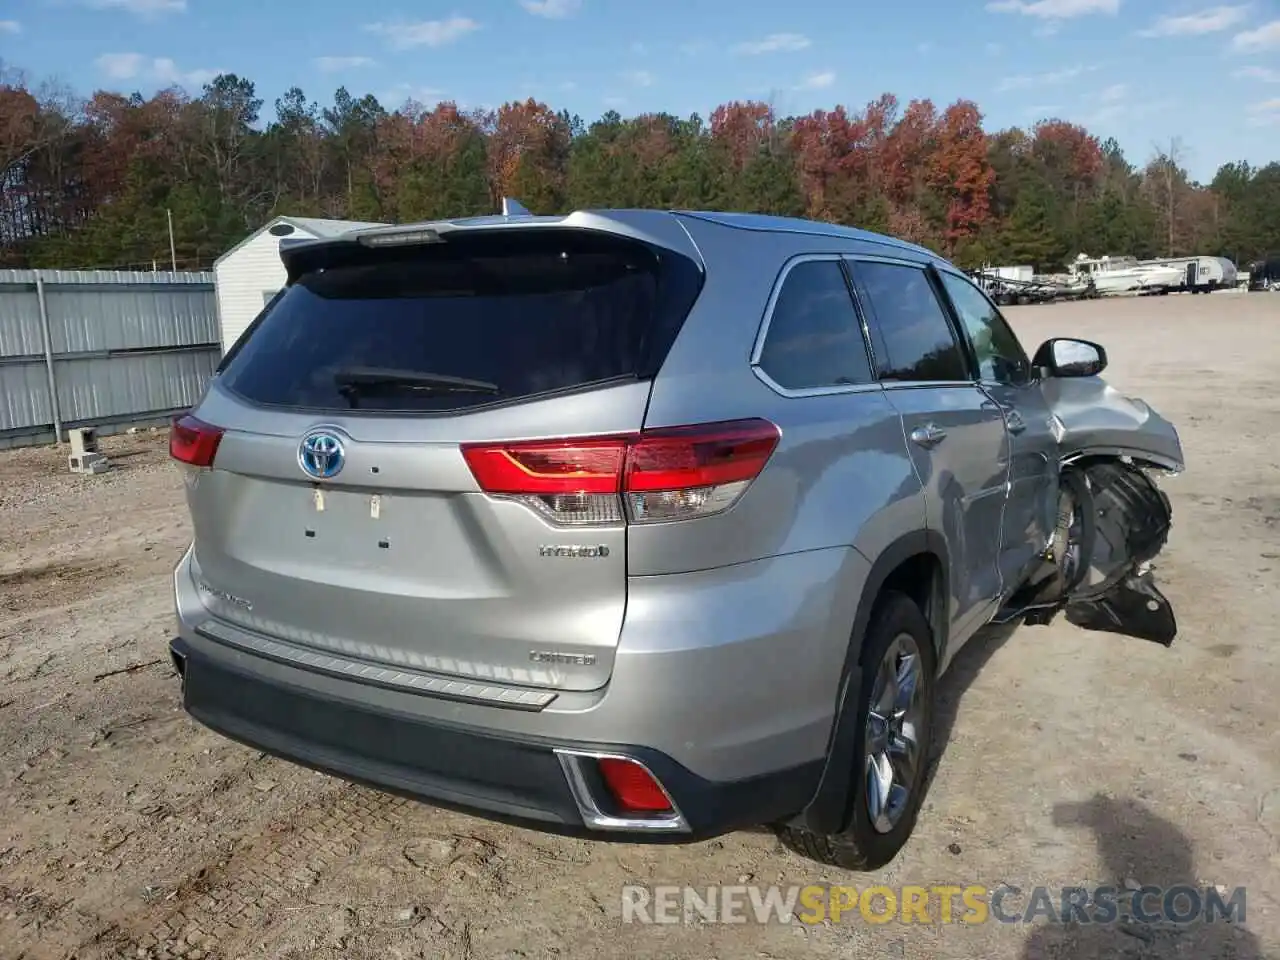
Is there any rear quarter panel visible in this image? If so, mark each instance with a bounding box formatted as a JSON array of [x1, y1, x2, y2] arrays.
[[634, 217, 926, 575]]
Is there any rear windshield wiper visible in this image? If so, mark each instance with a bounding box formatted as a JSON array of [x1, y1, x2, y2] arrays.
[[332, 367, 499, 407]]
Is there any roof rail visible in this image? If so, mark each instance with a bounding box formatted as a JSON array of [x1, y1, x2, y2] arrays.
[[501, 197, 532, 217]]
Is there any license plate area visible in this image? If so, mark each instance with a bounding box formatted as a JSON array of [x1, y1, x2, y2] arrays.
[[302, 485, 396, 556]]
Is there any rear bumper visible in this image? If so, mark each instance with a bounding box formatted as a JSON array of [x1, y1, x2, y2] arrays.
[[171, 635, 822, 840], [171, 538, 872, 838]]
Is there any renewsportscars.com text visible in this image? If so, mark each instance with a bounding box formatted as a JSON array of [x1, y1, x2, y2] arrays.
[[620, 883, 1247, 926]]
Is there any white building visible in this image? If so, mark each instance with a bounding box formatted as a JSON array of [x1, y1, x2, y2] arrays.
[[213, 216, 386, 353]]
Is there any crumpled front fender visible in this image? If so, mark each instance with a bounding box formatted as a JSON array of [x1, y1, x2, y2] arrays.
[[1041, 377, 1185, 472]]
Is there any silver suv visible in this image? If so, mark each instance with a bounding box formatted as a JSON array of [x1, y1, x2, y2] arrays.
[[169, 208, 1183, 870]]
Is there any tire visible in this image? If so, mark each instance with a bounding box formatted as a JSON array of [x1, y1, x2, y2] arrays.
[[1047, 468, 1095, 598], [777, 591, 937, 871]]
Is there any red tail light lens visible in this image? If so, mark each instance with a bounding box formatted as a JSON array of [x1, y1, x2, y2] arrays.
[[460, 437, 627, 495], [596, 757, 674, 814], [623, 420, 780, 491], [169, 414, 224, 467], [624, 420, 780, 523], [461, 419, 779, 525]]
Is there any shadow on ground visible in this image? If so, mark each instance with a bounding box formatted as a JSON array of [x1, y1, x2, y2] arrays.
[[925, 620, 1020, 792], [926, 624, 1269, 957], [1015, 793, 1269, 958]]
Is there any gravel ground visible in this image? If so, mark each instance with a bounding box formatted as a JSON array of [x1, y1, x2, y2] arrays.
[[0, 292, 1277, 960]]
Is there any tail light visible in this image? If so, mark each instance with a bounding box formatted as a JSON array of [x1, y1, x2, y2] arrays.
[[596, 758, 674, 814], [461, 418, 780, 525], [169, 414, 224, 467]]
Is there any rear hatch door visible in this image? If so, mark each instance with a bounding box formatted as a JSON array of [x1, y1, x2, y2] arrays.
[[179, 224, 703, 695]]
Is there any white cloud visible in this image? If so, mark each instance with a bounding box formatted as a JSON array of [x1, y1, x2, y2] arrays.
[[95, 52, 147, 79], [519, 0, 581, 17], [602, 95, 627, 108], [152, 57, 220, 86], [82, 0, 186, 15], [630, 41, 647, 55], [559, 80, 578, 91], [0, 19, 20, 33], [986, 41, 1004, 53], [1139, 5, 1249, 37], [679, 40, 712, 55], [1246, 96, 1280, 123], [314, 56, 376, 73], [1232, 19, 1280, 51], [733, 32, 811, 54], [796, 70, 836, 90], [986, 0, 1118, 19], [1234, 64, 1280, 81], [1100, 82, 1128, 101], [996, 63, 1096, 91], [1088, 104, 1125, 124], [622, 69, 654, 87], [94, 52, 221, 86], [1081, 96, 1172, 127], [381, 83, 446, 107], [365, 16, 480, 50]]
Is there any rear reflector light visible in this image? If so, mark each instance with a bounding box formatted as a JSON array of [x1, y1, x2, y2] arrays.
[[169, 414, 224, 467], [461, 419, 780, 525], [596, 758, 674, 813]]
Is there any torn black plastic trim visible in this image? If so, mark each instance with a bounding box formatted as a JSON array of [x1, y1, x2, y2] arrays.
[[1064, 573, 1176, 646]]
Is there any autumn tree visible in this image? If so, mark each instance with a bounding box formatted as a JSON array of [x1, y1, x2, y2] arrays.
[[0, 64, 1270, 271], [928, 100, 995, 255], [485, 98, 571, 214], [371, 100, 489, 222]]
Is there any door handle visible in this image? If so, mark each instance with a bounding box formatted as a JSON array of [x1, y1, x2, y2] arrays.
[[910, 424, 947, 448], [1005, 409, 1026, 434]]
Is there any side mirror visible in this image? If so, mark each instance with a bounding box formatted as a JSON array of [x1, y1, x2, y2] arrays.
[[1032, 337, 1107, 378]]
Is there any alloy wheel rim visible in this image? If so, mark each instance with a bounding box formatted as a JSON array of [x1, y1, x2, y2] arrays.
[[864, 631, 924, 834]]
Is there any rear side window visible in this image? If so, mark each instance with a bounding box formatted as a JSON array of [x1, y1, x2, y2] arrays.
[[217, 230, 702, 413], [851, 261, 970, 383], [757, 259, 874, 390]]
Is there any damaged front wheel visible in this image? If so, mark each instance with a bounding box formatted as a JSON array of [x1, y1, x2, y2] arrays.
[[997, 460, 1177, 646]]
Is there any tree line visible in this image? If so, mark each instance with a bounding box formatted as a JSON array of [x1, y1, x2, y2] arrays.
[[2, 64, 1278, 273]]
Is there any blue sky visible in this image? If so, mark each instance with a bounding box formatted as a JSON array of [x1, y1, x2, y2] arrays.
[[4, 0, 1280, 182]]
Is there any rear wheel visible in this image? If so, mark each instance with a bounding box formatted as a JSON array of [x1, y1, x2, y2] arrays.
[[777, 591, 937, 871]]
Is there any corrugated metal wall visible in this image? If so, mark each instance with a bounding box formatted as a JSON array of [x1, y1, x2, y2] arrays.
[[0, 270, 219, 450]]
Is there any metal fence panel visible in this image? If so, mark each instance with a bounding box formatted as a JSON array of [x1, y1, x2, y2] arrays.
[[0, 269, 219, 448], [56, 349, 220, 422], [0, 362, 54, 433], [0, 283, 44, 359], [45, 285, 219, 354]]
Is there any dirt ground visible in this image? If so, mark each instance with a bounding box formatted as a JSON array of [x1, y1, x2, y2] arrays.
[[0, 291, 1277, 960]]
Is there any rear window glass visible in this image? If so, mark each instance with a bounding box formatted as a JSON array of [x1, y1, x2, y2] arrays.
[[217, 231, 701, 413]]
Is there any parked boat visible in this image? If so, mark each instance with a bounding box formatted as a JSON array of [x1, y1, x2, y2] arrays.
[[969, 264, 1093, 304], [1063, 254, 1184, 296]]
